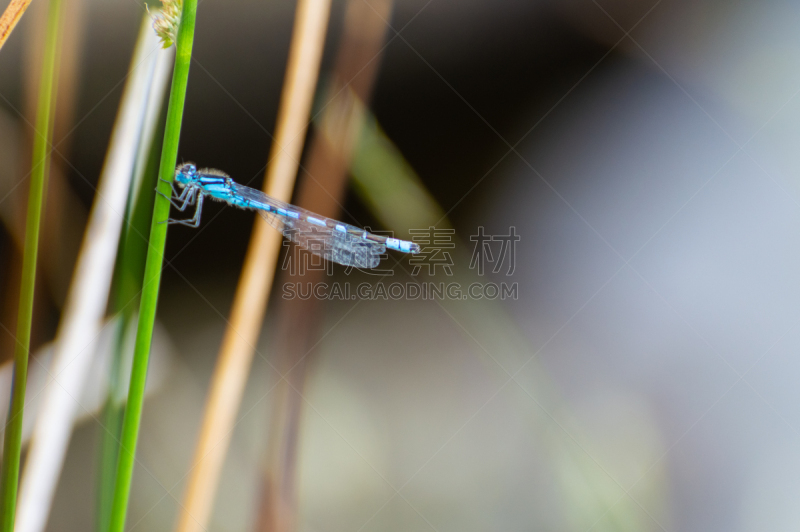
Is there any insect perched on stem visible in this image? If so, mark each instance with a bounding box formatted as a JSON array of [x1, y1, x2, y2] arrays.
[[161, 163, 420, 268]]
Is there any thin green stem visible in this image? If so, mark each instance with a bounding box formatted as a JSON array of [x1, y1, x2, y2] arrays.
[[0, 0, 63, 527], [106, 1, 197, 530]]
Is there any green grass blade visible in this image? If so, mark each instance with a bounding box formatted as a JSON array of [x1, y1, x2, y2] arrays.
[[350, 114, 447, 233], [107, 1, 197, 530], [0, 0, 63, 527]]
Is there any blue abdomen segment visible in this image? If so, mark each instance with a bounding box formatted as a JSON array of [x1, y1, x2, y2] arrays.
[[386, 237, 419, 253]]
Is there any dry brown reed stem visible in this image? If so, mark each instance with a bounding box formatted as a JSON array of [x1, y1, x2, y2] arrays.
[[0, 0, 32, 51], [173, 1, 332, 531], [257, 2, 393, 531]]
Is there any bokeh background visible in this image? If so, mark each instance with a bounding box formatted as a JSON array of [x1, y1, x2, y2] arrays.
[[2, 0, 800, 531]]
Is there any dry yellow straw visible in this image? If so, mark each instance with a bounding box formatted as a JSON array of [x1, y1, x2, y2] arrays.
[[174, 1, 332, 530], [0, 0, 33, 51]]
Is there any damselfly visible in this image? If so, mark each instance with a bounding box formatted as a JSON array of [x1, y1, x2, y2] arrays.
[[162, 163, 420, 268]]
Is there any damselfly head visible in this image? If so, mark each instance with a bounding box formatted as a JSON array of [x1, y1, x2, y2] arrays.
[[175, 162, 197, 186]]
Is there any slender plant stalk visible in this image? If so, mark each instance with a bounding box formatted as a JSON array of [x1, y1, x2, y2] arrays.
[[351, 113, 660, 531], [107, 2, 197, 530], [174, 1, 331, 530], [0, 0, 34, 51], [0, 0, 63, 527], [350, 112, 444, 232]]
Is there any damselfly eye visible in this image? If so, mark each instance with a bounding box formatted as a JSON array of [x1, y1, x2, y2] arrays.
[[177, 162, 195, 175], [175, 163, 197, 182]]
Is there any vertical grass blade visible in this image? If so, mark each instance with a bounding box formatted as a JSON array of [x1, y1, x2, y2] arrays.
[[0, 0, 63, 527], [107, 1, 197, 530], [12, 16, 172, 532]]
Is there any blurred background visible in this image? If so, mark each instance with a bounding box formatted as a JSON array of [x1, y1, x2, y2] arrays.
[[2, 0, 800, 530]]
